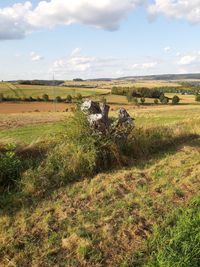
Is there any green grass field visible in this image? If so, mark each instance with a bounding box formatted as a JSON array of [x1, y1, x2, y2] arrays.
[[0, 82, 110, 99]]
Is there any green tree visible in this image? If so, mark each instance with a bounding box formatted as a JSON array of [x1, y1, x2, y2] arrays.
[[76, 93, 83, 101], [66, 94, 72, 103], [172, 95, 180, 105], [42, 94, 49, 102], [0, 93, 4, 102], [55, 96, 62, 102], [154, 99, 159, 105], [195, 94, 200, 102], [126, 90, 133, 102], [140, 97, 145, 104]]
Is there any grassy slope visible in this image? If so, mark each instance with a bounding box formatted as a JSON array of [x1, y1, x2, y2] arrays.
[[0, 135, 199, 266], [0, 106, 200, 266]]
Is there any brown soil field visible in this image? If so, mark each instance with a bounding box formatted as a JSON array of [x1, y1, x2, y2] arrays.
[[0, 102, 73, 114]]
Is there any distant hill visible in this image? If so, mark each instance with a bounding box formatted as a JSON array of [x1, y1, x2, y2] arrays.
[[117, 73, 200, 81]]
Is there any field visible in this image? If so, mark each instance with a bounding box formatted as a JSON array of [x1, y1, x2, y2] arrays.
[[0, 82, 110, 99], [0, 79, 200, 267]]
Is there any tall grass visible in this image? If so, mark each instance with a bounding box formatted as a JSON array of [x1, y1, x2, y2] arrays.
[[143, 195, 200, 267]]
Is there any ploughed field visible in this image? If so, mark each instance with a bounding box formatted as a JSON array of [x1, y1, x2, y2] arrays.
[[0, 80, 200, 267]]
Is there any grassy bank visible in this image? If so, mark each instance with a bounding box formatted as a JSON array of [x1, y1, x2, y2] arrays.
[[0, 108, 200, 266]]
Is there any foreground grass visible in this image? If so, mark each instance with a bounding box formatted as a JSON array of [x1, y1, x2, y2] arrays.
[[143, 194, 200, 267], [0, 114, 200, 266]]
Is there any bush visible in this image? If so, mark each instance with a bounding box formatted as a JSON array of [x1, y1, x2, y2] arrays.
[[0, 145, 22, 187], [126, 90, 133, 102], [76, 93, 83, 101], [160, 96, 169, 104], [195, 94, 200, 102], [154, 99, 159, 105], [42, 94, 49, 102], [0, 93, 4, 102], [55, 96, 62, 102], [66, 94, 72, 103], [172, 95, 180, 105], [140, 97, 145, 104]]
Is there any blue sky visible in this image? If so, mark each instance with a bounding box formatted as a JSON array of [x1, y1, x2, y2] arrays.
[[1, 0, 200, 80]]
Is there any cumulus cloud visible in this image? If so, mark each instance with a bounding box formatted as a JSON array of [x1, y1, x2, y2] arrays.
[[149, 0, 200, 24], [30, 51, 44, 61], [0, 1, 33, 40], [177, 52, 200, 66], [0, 0, 144, 40]]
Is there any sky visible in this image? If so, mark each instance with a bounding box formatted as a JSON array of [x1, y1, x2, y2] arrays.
[[1, 0, 200, 80]]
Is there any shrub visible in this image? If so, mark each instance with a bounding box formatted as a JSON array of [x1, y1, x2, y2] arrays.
[[172, 95, 180, 105], [0, 93, 4, 102], [154, 99, 159, 105], [0, 145, 22, 187], [55, 96, 62, 102], [140, 97, 145, 104], [76, 93, 83, 101], [133, 97, 139, 105], [42, 94, 49, 102], [195, 94, 200, 102], [21, 111, 122, 195], [66, 94, 72, 103], [161, 96, 169, 104]]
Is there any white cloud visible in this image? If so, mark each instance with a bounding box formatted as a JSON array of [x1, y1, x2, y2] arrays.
[[30, 51, 44, 61], [149, 0, 200, 24], [178, 54, 198, 65], [52, 48, 156, 78], [164, 46, 171, 53], [0, 0, 144, 40], [0, 1, 33, 40], [131, 61, 158, 70]]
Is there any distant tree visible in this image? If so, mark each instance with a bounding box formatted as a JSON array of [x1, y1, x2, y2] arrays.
[[66, 95, 72, 103], [76, 93, 83, 101], [154, 99, 159, 105], [140, 97, 145, 104], [42, 94, 49, 102], [133, 97, 139, 105], [159, 93, 165, 103], [73, 78, 83, 82], [29, 96, 35, 102], [172, 95, 180, 105], [161, 97, 169, 105], [0, 93, 4, 102], [55, 96, 62, 102], [37, 96, 42, 102], [195, 94, 200, 102], [126, 90, 133, 102]]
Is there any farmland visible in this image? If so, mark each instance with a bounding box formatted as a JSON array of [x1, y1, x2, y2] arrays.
[[0, 82, 110, 99], [0, 79, 200, 267]]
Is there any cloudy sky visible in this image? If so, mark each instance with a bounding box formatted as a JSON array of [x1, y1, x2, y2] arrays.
[[1, 0, 200, 80]]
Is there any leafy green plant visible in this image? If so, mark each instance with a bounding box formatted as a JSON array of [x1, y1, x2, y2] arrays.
[[0, 144, 22, 187]]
